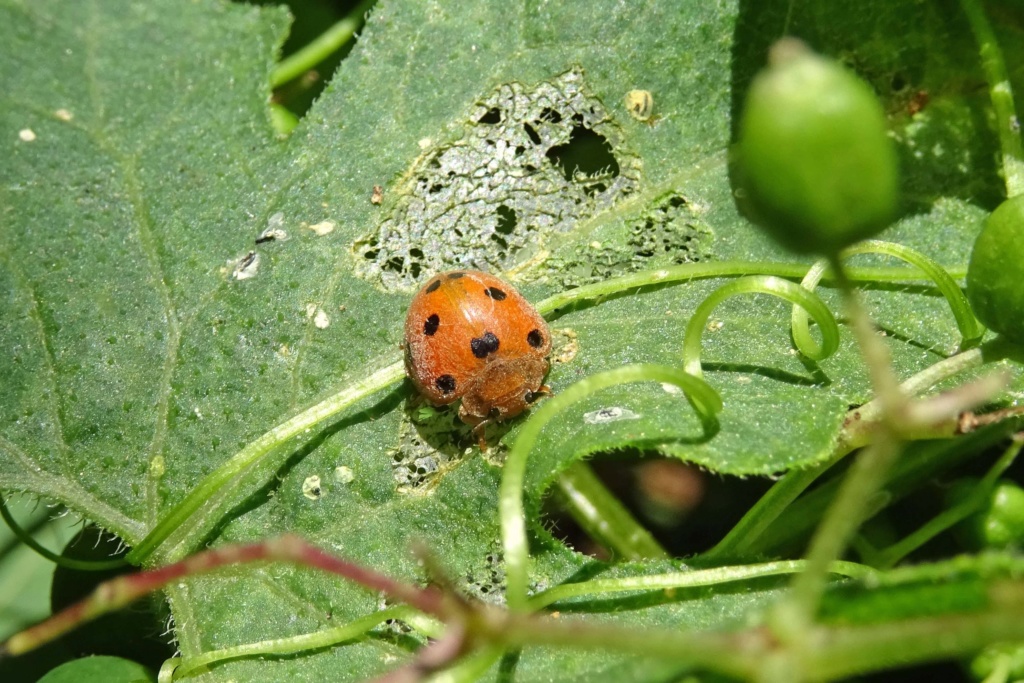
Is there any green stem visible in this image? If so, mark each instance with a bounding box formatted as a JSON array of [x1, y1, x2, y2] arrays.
[[528, 560, 873, 611], [802, 586, 1024, 681], [873, 435, 1023, 568], [701, 460, 841, 563], [743, 417, 1024, 558], [127, 361, 405, 565], [270, 0, 376, 88], [774, 437, 903, 639], [959, 0, 1024, 197], [168, 606, 423, 679], [555, 462, 668, 561], [500, 365, 722, 610], [491, 581, 1024, 682], [980, 652, 1013, 683], [0, 497, 54, 563], [0, 495, 125, 571], [773, 257, 907, 638]]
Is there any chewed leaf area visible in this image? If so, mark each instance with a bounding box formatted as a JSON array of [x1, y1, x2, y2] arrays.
[[390, 403, 475, 490], [543, 193, 715, 288], [460, 547, 508, 605], [353, 68, 640, 292], [391, 402, 522, 490]]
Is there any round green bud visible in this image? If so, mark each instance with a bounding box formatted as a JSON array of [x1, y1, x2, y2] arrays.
[[966, 195, 1024, 342], [736, 39, 899, 255], [970, 642, 1024, 682], [947, 477, 1024, 549]]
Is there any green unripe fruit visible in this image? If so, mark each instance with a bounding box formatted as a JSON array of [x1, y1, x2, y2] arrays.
[[736, 39, 899, 255], [947, 477, 1024, 549], [966, 195, 1024, 342]]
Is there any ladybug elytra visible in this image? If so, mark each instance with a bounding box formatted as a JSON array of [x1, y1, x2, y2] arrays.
[[404, 271, 551, 435]]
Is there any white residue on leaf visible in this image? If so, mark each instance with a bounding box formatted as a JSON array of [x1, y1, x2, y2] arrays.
[[334, 466, 354, 484], [305, 304, 330, 328], [231, 251, 260, 280], [307, 220, 335, 236], [18, 129, 36, 142], [302, 475, 323, 500], [660, 383, 683, 396], [54, 109, 73, 121], [583, 406, 640, 424], [258, 223, 289, 243], [314, 309, 330, 329], [257, 212, 290, 241], [624, 89, 654, 121]]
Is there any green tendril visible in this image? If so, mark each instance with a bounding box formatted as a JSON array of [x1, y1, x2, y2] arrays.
[[794, 241, 985, 351], [132, 260, 954, 566], [0, 494, 126, 572], [533, 260, 953, 317], [500, 365, 722, 610], [527, 560, 874, 611], [683, 275, 839, 377], [128, 361, 406, 565], [959, 0, 1024, 197], [162, 606, 425, 681]]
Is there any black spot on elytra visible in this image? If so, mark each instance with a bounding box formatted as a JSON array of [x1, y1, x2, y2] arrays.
[[448, 272, 465, 279], [425, 279, 441, 293], [471, 331, 500, 359], [424, 314, 440, 336], [527, 329, 543, 348], [436, 374, 456, 394], [484, 287, 507, 301]]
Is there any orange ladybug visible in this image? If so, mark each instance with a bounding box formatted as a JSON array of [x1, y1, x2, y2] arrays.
[[404, 271, 551, 435]]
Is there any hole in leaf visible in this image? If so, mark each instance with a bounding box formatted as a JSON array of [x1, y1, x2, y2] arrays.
[[256, 0, 380, 122], [539, 107, 563, 123], [523, 122, 542, 145], [495, 205, 517, 235], [541, 453, 772, 559], [477, 107, 502, 124], [545, 125, 620, 185]]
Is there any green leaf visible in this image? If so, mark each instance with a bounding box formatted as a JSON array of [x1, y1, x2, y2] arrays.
[[1, 0, 1022, 680], [37, 655, 154, 683]]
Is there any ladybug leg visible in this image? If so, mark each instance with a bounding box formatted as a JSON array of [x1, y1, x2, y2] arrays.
[[458, 401, 493, 451], [471, 420, 492, 451], [525, 385, 552, 404]]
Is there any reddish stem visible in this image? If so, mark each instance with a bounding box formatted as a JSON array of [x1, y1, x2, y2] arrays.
[[2, 535, 448, 657]]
